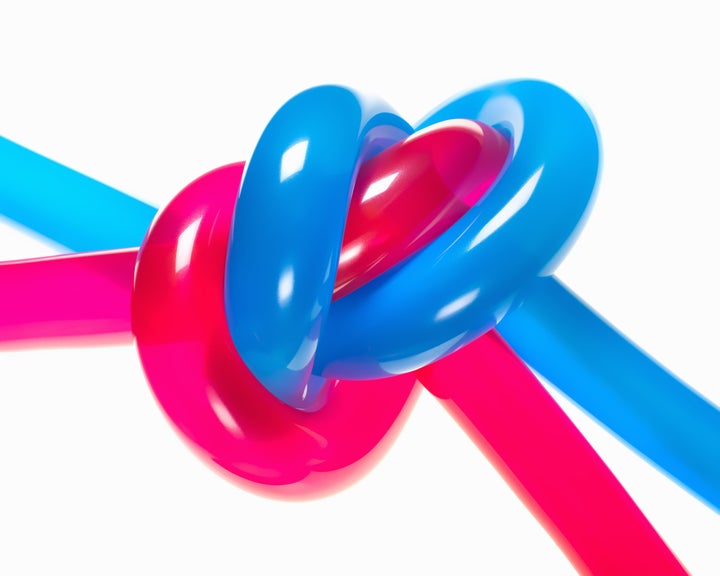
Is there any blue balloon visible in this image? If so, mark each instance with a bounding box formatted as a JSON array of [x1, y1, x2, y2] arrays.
[[224, 85, 411, 410], [316, 80, 599, 379]]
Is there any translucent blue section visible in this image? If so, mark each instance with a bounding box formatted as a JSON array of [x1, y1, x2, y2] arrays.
[[498, 276, 720, 511], [0, 136, 156, 251]]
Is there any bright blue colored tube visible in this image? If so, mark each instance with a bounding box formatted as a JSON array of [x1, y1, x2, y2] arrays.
[[0, 136, 155, 251], [224, 86, 411, 409], [497, 276, 720, 511]]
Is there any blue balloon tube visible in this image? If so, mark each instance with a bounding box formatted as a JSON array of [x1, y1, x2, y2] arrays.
[[0, 136, 156, 251], [497, 276, 720, 511]]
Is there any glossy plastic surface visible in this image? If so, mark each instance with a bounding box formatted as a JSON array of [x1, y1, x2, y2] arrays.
[[133, 163, 419, 498]]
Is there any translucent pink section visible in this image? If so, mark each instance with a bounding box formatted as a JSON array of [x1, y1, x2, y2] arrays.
[[335, 120, 509, 299], [417, 331, 687, 576], [0, 249, 136, 348]]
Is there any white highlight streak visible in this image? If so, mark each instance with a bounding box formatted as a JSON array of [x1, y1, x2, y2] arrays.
[[278, 267, 294, 307], [468, 167, 543, 250], [174, 217, 202, 274], [434, 289, 480, 322], [280, 140, 309, 182], [361, 171, 398, 203]]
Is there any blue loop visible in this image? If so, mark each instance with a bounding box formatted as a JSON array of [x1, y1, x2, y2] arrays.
[[315, 80, 600, 379], [224, 86, 411, 410]]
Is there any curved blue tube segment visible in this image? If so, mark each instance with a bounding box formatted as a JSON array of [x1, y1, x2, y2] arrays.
[[224, 86, 412, 410], [498, 275, 720, 511], [317, 80, 599, 379], [0, 136, 156, 252]]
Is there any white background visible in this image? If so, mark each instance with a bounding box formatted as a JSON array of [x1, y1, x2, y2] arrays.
[[0, 1, 718, 574]]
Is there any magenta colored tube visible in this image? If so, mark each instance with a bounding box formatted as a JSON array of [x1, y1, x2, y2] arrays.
[[417, 331, 688, 576], [0, 249, 136, 348]]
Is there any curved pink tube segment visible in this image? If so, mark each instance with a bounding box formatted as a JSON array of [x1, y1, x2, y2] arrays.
[[132, 163, 421, 499], [0, 249, 136, 348]]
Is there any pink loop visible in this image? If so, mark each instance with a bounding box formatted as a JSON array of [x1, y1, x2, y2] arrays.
[[133, 163, 419, 499]]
